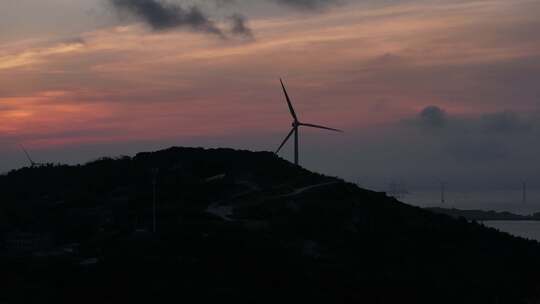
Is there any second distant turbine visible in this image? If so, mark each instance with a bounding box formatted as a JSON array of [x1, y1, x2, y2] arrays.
[[275, 79, 343, 166]]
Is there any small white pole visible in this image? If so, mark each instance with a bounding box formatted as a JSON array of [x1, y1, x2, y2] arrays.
[[441, 182, 445, 204]]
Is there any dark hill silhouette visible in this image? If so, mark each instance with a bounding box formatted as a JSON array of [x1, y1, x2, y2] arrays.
[[1, 147, 539, 303]]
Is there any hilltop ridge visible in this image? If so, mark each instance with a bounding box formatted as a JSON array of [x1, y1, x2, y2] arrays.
[[1, 147, 540, 303]]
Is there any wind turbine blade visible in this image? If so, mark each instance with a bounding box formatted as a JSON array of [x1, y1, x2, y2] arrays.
[[19, 144, 35, 166], [276, 128, 295, 154], [300, 123, 343, 132], [280, 78, 298, 121]]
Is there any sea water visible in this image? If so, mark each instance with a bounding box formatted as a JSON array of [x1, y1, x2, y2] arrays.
[[401, 189, 540, 215], [399, 190, 540, 241], [482, 221, 540, 242]]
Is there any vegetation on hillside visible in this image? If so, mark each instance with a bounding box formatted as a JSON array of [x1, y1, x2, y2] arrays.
[[1, 147, 539, 303]]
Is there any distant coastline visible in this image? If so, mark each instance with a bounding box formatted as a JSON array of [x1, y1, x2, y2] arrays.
[[426, 207, 540, 221]]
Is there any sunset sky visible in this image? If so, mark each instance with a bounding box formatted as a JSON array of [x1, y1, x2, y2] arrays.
[[1, 0, 539, 190]]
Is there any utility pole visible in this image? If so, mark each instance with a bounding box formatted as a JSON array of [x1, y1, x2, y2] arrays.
[[440, 181, 446, 204]]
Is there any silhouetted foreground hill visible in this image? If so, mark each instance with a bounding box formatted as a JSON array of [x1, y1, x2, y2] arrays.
[[1, 147, 540, 303]]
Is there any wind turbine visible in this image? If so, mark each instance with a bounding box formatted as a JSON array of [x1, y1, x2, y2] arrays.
[[275, 78, 342, 166], [19, 145, 41, 167]]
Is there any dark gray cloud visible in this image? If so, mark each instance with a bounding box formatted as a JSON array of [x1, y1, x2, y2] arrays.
[[228, 13, 254, 39], [406, 107, 539, 164], [324, 107, 540, 190], [109, 0, 224, 36], [418, 106, 447, 128], [213, 0, 237, 7], [272, 0, 342, 10], [411, 107, 534, 135], [109, 0, 260, 39], [107, 0, 345, 38], [445, 136, 510, 163], [481, 111, 532, 133]]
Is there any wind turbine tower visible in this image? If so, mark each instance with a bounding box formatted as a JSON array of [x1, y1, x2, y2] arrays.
[[275, 79, 343, 166]]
